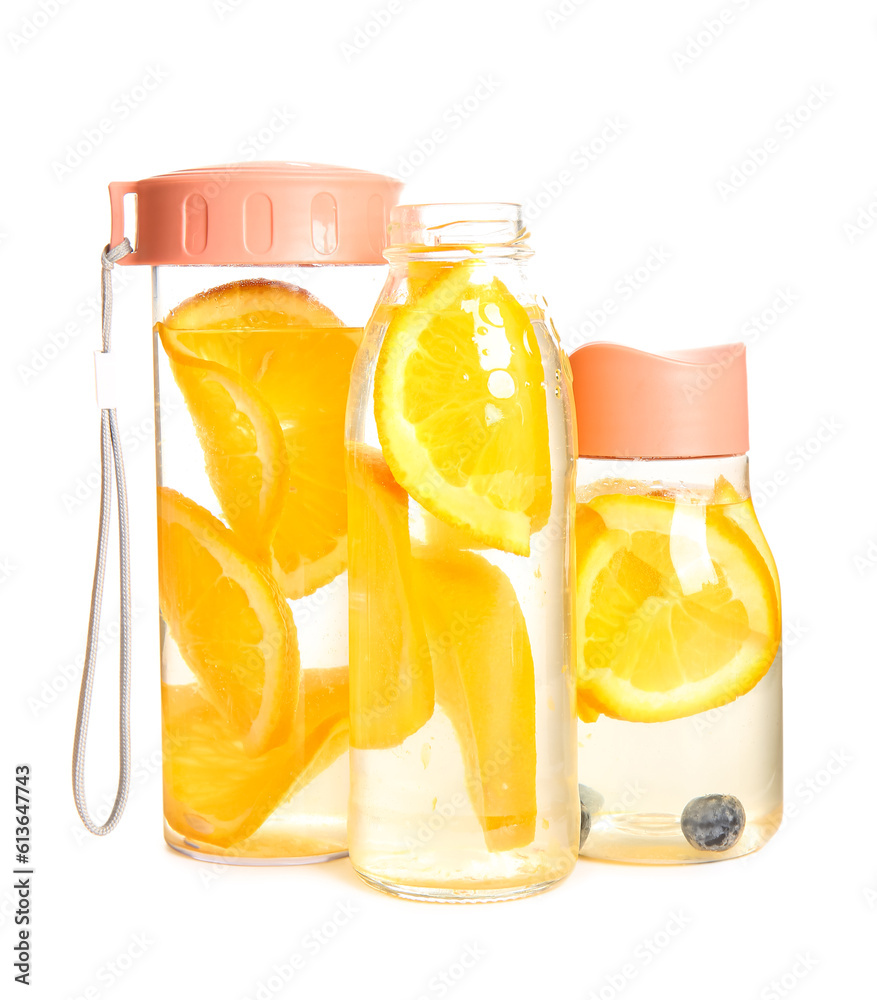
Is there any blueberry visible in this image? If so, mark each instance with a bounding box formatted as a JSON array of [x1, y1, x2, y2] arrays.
[[579, 784, 602, 850], [681, 794, 745, 852]]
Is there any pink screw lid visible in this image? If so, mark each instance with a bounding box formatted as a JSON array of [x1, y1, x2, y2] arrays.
[[569, 341, 749, 459], [109, 162, 402, 266]]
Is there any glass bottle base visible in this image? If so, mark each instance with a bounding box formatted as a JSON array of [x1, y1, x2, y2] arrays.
[[352, 866, 572, 903], [579, 805, 782, 864], [163, 822, 348, 866]]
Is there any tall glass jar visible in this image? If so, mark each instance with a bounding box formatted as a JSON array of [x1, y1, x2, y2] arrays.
[[569, 342, 782, 863], [110, 163, 401, 863], [346, 204, 579, 901]]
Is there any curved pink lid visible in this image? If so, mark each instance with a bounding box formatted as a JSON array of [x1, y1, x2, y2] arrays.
[[109, 162, 402, 266], [569, 342, 749, 459]]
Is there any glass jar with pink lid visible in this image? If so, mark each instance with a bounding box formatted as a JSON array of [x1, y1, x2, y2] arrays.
[[569, 342, 782, 863], [73, 162, 401, 864]]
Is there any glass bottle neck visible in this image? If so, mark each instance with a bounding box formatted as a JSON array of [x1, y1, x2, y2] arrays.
[[576, 454, 750, 504], [384, 203, 532, 263]]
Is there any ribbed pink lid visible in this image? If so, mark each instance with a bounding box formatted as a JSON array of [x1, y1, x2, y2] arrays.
[[569, 342, 749, 459], [109, 162, 402, 266]]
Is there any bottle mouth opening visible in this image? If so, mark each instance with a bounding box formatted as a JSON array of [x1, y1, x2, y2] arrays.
[[387, 203, 528, 250]]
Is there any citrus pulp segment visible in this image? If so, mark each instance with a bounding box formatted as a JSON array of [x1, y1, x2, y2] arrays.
[[157, 487, 299, 756], [347, 449, 435, 749], [158, 278, 360, 599], [373, 263, 551, 557], [162, 668, 348, 850], [160, 278, 342, 359], [286, 666, 350, 801], [713, 475, 781, 603], [414, 549, 537, 852], [576, 493, 780, 723], [156, 339, 288, 561]]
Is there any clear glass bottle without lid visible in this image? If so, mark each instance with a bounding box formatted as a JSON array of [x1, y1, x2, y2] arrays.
[[346, 203, 580, 900]]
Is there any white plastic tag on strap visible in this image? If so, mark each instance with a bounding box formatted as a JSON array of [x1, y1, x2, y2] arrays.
[[93, 350, 118, 410]]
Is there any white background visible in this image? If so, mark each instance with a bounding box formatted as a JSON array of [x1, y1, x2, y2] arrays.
[[2, 0, 875, 997]]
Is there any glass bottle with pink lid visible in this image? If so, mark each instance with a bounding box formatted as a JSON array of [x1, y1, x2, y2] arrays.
[[569, 342, 782, 863], [73, 163, 401, 863]]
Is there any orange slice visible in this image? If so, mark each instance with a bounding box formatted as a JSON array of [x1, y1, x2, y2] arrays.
[[157, 346, 288, 561], [414, 550, 537, 852], [574, 503, 607, 724], [158, 487, 299, 755], [161, 278, 342, 354], [162, 667, 348, 849], [714, 475, 781, 602], [373, 263, 551, 557], [159, 279, 360, 600], [575, 500, 606, 553], [256, 324, 361, 600], [347, 449, 435, 749], [576, 493, 780, 723], [286, 666, 350, 797], [405, 259, 455, 298], [576, 688, 602, 724]]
